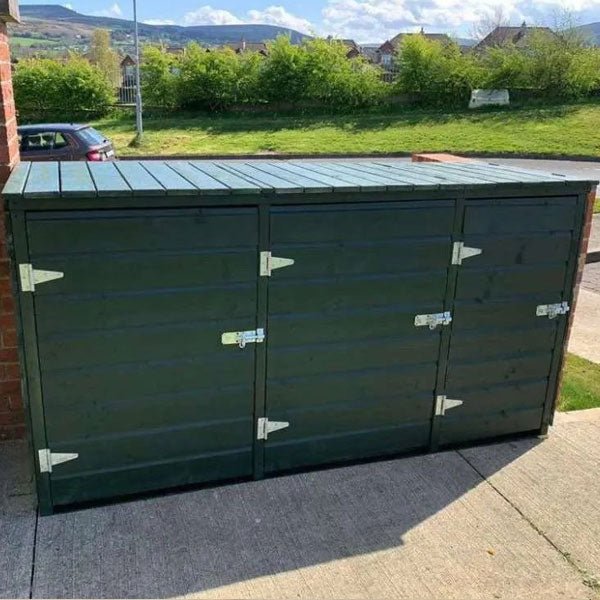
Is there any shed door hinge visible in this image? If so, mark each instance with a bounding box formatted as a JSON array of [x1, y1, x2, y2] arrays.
[[19, 264, 64, 292], [260, 251, 295, 277], [38, 448, 78, 473], [221, 328, 265, 348], [536, 302, 570, 320], [452, 242, 482, 265], [435, 395, 464, 417], [414, 311, 452, 330], [257, 417, 290, 440]]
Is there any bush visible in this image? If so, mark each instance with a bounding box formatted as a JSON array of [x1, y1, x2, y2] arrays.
[[302, 38, 386, 107], [14, 56, 114, 120], [141, 45, 179, 109], [258, 36, 308, 103], [177, 43, 248, 110], [395, 35, 478, 106]]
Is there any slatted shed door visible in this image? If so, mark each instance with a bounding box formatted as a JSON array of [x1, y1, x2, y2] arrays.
[[27, 208, 260, 505], [440, 195, 581, 445], [263, 200, 455, 472]]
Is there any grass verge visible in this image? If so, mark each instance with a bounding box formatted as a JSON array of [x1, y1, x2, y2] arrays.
[[94, 101, 600, 158], [558, 353, 600, 411]]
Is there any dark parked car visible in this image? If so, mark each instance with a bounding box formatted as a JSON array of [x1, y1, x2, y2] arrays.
[[18, 124, 116, 162]]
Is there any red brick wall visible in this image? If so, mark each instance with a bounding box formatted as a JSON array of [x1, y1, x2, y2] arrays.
[[0, 20, 23, 440]]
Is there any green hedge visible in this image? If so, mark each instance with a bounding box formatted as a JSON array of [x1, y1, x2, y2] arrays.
[[14, 57, 114, 121]]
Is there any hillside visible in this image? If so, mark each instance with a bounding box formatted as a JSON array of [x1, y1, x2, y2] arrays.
[[9, 3, 310, 53], [576, 22, 600, 45]]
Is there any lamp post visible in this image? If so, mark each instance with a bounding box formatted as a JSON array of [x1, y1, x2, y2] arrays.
[[133, 0, 143, 142]]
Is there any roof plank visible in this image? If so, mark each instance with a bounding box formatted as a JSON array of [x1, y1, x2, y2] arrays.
[[139, 161, 197, 195], [2, 162, 31, 197], [60, 162, 97, 197], [289, 162, 386, 191], [189, 162, 261, 194], [114, 161, 165, 196], [24, 162, 60, 198], [88, 162, 132, 197], [271, 162, 359, 192], [247, 161, 332, 193], [168, 161, 232, 194]]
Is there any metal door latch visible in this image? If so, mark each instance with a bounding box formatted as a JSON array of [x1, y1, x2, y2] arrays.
[[38, 449, 78, 473], [414, 311, 452, 330], [19, 264, 64, 292], [536, 302, 570, 319], [435, 395, 463, 416], [257, 417, 289, 440], [221, 328, 265, 348], [260, 251, 295, 277], [452, 242, 482, 265]]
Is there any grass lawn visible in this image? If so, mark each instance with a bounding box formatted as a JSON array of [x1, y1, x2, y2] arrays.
[[558, 353, 600, 411], [94, 101, 600, 158], [10, 36, 58, 47], [595, 198, 600, 214]]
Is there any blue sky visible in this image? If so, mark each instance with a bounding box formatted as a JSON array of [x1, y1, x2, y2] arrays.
[[24, 0, 600, 41]]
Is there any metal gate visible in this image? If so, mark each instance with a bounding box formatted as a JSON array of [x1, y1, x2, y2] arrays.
[[26, 208, 259, 506], [262, 202, 456, 473]]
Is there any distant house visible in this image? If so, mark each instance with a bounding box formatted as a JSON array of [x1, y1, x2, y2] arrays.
[[225, 39, 268, 56], [473, 23, 557, 52], [120, 54, 136, 87], [375, 28, 452, 69]]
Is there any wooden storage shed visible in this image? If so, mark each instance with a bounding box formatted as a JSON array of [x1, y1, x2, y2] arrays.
[[3, 159, 596, 515]]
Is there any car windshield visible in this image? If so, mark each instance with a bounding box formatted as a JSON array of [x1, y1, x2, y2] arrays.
[[77, 127, 107, 146]]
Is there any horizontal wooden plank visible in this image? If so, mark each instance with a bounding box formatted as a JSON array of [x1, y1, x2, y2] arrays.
[[31, 250, 256, 295], [43, 350, 255, 405], [455, 264, 568, 300], [35, 287, 257, 335], [45, 383, 253, 439], [268, 363, 438, 409], [271, 204, 455, 243], [168, 161, 233, 194], [440, 407, 544, 446], [59, 163, 97, 197], [268, 305, 443, 346], [27, 209, 258, 256], [268, 336, 441, 379], [446, 352, 553, 389], [463, 202, 577, 234], [265, 422, 430, 473], [270, 239, 452, 280], [39, 316, 259, 370], [270, 270, 448, 314], [52, 448, 253, 506]]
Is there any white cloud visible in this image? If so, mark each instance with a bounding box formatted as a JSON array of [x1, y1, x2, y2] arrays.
[[94, 2, 123, 18], [63, 3, 73, 9], [183, 6, 243, 26], [182, 4, 313, 32], [143, 18, 177, 25], [320, 0, 600, 41], [247, 6, 314, 32]]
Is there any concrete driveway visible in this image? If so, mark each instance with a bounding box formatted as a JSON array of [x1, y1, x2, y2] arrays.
[[2, 410, 600, 599]]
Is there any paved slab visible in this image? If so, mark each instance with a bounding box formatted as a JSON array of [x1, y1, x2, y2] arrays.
[[26, 448, 594, 599], [589, 215, 600, 255], [569, 288, 600, 364], [461, 411, 600, 592], [4, 418, 600, 599], [0, 441, 36, 599]]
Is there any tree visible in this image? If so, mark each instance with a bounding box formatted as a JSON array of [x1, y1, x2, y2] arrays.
[[471, 6, 510, 41], [88, 29, 121, 87]]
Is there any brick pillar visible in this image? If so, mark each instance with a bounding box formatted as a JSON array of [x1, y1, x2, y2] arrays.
[[0, 12, 23, 440]]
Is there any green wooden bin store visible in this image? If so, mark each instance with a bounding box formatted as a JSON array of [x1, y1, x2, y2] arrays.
[[3, 159, 596, 515]]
